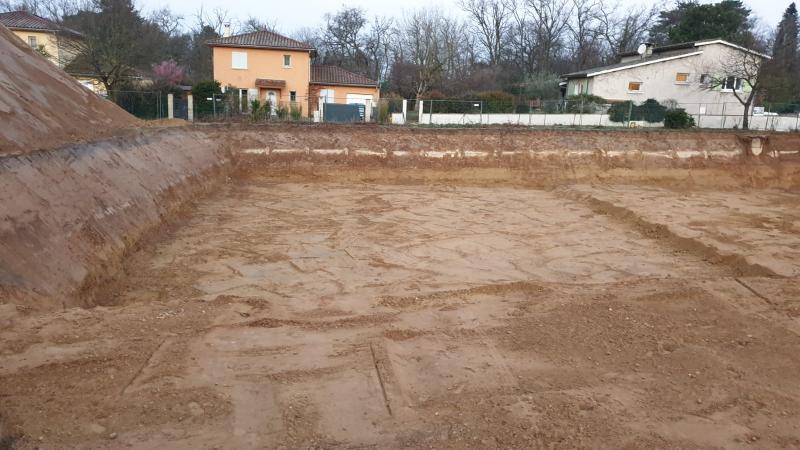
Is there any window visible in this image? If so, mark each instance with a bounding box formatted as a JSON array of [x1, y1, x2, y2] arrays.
[[27, 35, 37, 48], [627, 81, 642, 92], [290, 91, 297, 102], [320, 89, 335, 103], [675, 73, 689, 83], [722, 76, 743, 91], [700, 74, 711, 85], [283, 54, 291, 67], [231, 51, 248, 70]]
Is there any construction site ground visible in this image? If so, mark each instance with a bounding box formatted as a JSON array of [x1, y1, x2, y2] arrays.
[[2, 172, 800, 450]]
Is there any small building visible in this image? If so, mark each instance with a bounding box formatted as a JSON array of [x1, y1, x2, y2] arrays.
[[561, 39, 770, 115], [207, 29, 380, 118], [0, 10, 105, 94]]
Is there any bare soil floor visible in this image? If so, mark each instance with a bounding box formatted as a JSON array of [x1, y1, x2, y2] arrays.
[[2, 177, 800, 449]]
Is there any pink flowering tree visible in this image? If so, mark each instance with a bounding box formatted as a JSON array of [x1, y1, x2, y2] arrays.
[[151, 60, 185, 86]]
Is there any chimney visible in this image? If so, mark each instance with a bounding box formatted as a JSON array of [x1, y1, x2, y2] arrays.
[[223, 23, 231, 37]]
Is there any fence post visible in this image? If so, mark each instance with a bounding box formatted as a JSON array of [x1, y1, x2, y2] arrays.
[[167, 93, 174, 119], [402, 99, 408, 122], [365, 99, 372, 122], [480, 101, 483, 125], [419, 100, 424, 124], [187, 94, 194, 122], [626, 101, 633, 126], [579, 98, 584, 126], [721, 102, 726, 129]]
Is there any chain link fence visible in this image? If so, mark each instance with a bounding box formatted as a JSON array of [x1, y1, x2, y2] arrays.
[[110, 91, 167, 120]]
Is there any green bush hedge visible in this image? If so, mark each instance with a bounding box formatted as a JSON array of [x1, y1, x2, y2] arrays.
[[664, 109, 696, 128], [564, 94, 607, 113], [608, 98, 667, 123]]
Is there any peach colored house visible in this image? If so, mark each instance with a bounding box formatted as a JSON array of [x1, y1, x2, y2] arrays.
[[208, 30, 380, 117]]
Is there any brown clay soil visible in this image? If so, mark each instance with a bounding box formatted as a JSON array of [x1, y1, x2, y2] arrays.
[[2, 170, 800, 449], [0, 25, 140, 156]]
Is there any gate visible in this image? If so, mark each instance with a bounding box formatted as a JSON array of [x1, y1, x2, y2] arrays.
[[174, 94, 189, 120], [323, 103, 362, 123]]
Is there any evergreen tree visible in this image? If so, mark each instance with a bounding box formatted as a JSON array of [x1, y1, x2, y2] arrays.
[[763, 3, 799, 103], [650, 1, 757, 47]]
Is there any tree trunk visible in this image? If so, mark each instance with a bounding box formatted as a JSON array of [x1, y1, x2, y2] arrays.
[[742, 103, 750, 130]]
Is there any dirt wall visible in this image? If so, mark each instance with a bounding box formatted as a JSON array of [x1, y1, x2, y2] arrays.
[[209, 123, 800, 157], [0, 128, 228, 310], [0, 25, 140, 156]]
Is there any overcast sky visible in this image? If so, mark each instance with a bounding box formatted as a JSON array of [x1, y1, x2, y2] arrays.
[[137, 0, 789, 35]]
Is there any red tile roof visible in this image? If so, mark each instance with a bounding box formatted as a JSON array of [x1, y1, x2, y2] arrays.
[[207, 30, 314, 51], [310, 65, 378, 87], [0, 11, 81, 37]]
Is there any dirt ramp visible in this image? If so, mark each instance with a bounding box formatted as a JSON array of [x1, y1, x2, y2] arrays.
[[0, 129, 228, 310], [0, 24, 140, 156]]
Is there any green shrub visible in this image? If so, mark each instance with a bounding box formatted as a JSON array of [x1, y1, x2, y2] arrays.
[[639, 98, 667, 123], [608, 99, 667, 123], [191, 80, 222, 98], [289, 103, 303, 120], [608, 101, 634, 122], [565, 94, 607, 113], [664, 109, 696, 128], [478, 91, 515, 113], [378, 102, 390, 123], [250, 99, 262, 120], [276, 103, 289, 120]]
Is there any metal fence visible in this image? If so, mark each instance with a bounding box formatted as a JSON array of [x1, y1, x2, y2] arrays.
[[406, 98, 800, 131], [118, 88, 799, 131], [110, 90, 167, 120]]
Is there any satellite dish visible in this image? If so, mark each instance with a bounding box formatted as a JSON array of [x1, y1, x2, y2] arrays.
[[637, 43, 647, 55]]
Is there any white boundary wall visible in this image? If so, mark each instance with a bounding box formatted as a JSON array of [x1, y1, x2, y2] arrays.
[[416, 113, 800, 131]]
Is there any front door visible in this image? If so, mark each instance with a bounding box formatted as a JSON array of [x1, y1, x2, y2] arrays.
[[268, 91, 277, 115]]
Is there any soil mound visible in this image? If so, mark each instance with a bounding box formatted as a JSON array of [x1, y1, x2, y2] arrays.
[[0, 24, 140, 156]]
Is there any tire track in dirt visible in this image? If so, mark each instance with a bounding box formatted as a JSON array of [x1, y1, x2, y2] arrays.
[[559, 187, 780, 279]]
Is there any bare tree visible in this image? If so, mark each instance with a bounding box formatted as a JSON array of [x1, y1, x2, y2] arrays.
[[459, 0, 510, 65], [148, 7, 182, 36], [397, 9, 445, 103], [567, 0, 603, 70], [701, 50, 767, 129], [363, 16, 394, 81], [241, 16, 277, 33], [192, 6, 236, 35], [597, 2, 660, 60], [323, 7, 368, 71], [526, 0, 573, 74]]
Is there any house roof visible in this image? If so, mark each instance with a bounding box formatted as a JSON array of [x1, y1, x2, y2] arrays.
[[310, 65, 378, 87], [562, 49, 703, 79], [563, 39, 771, 80], [207, 30, 314, 51], [0, 10, 82, 37], [617, 39, 770, 59]]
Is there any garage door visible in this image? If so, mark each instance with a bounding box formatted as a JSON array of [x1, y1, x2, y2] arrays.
[[345, 94, 373, 106]]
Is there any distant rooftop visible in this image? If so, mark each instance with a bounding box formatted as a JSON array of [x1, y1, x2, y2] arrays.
[[311, 65, 378, 87], [207, 30, 314, 51], [0, 11, 82, 37]]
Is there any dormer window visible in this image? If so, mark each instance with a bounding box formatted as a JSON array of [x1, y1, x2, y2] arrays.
[[27, 35, 37, 48], [283, 55, 291, 68]]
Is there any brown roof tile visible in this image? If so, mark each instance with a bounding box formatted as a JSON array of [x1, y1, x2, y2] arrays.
[[0, 11, 82, 37], [207, 30, 314, 51], [255, 79, 286, 88], [310, 65, 377, 87]]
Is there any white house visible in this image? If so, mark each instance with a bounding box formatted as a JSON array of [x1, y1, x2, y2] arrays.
[[561, 39, 770, 116]]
